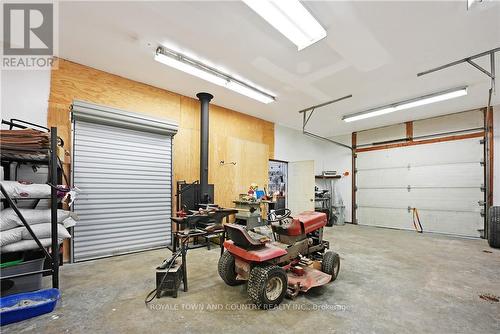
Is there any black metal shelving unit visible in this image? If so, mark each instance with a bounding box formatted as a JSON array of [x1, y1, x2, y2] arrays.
[[0, 124, 61, 289]]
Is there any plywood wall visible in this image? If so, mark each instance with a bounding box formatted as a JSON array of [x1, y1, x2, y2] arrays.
[[48, 58, 274, 209]]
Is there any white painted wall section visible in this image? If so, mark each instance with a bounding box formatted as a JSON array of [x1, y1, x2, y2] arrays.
[[1, 70, 50, 127], [274, 124, 353, 222]]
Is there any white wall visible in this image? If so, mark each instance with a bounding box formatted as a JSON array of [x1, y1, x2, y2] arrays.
[[494, 106, 500, 206], [0, 70, 51, 187], [1, 70, 50, 127], [274, 124, 353, 222]]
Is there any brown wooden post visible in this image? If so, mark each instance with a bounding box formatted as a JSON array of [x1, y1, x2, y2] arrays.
[[488, 107, 494, 207], [406, 121, 414, 141], [352, 132, 357, 224]]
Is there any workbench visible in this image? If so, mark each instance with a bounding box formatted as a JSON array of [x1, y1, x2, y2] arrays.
[[170, 208, 237, 253]]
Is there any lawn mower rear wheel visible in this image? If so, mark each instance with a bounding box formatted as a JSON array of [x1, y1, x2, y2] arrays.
[[218, 251, 244, 286], [248, 265, 287, 309]]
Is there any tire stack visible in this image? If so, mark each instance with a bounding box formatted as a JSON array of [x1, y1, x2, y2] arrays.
[[488, 206, 500, 248]]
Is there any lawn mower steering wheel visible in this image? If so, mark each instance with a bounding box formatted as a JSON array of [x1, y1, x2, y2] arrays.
[[267, 208, 292, 223]]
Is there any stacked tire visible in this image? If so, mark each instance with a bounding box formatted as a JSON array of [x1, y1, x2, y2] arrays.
[[489, 206, 500, 248]]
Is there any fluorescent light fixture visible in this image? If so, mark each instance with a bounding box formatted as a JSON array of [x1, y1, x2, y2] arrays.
[[467, 0, 482, 10], [242, 0, 326, 51], [154, 51, 227, 86], [226, 81, 275, 104], [342, 87, 468, 123], [155, 47, 275, 104]]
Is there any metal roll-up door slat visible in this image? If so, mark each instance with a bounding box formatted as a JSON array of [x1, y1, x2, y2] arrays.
[[75, 126, 172, 144], [74, 151, 171, 164], [74, 169, 170, 177], [74, 214, 172, 225], [74, 227, 170, 242], [75, 220, 171, 231], [74, 233, 170, 249], [74, 138, 168, 155], [74, 162, 170, 172], [75, 239, 169, 261], [74, 201, 170, 209]]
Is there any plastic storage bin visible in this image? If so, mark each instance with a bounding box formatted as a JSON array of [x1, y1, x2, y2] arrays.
[[0, 257, 45, 297], [0, 288, 60, 326]]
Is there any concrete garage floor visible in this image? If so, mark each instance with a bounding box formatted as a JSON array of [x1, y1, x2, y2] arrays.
[[4, 224, 500, 334]]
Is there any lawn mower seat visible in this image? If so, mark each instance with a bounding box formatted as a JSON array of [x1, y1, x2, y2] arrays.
[[224, 224, 269, 248]]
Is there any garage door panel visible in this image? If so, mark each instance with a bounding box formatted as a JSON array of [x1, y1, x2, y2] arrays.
[[73, 120, 173, 262], [406, 163, 482, 186], [357, 138, 482, 169], [415, 210, 483, 237], [358, 188, 482, 212], [357, 189, 411, 208], [357, 207, 482, 237], [409, 188, 482, 212], [357, 169, 408, 187], [358, 163, 482, 188], [357, 207, 411, 230]]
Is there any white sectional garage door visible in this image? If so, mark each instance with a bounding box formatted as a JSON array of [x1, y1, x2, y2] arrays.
[[356, 138, 484, 237], [71, 101, 177, 262]]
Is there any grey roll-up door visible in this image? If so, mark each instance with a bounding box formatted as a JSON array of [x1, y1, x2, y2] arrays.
[[71, 101, 178, 262]]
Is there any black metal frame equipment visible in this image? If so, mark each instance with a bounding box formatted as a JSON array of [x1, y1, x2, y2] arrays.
[[0, 124, 62, 289]]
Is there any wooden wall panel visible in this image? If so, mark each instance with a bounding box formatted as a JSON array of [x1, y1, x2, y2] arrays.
[[48, 59, 274, 217], [49, 60, 181, 120]]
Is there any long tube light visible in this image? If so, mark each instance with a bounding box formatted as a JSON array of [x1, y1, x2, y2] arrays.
[[154, 47, 276, 104], [467, 0, 482, 10], [342, 87, 468, 122], [242, 0, 326, 51]]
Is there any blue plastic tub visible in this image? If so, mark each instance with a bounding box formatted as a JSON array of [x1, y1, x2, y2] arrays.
[[0, 288, 60, 326]]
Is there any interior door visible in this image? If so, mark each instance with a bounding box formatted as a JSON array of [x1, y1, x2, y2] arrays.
[[287, 160, 315, 215]]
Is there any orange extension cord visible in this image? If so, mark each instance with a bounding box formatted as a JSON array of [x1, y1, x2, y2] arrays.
[[412, 208, 424, 233]]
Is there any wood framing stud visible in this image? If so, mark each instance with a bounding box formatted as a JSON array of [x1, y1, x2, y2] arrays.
[[487, 107, 494, 207], [351, 132, 357, 225], [406, 121, 414, 141]]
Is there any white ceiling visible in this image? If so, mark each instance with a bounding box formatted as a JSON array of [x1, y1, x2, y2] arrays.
[[58, 1, 500, 136]]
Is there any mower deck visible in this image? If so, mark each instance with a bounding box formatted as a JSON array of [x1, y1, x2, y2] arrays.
[[287, 266, 331, 293]]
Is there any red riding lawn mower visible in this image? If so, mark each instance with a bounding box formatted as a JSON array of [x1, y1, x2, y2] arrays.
[[218, 208, 340, 309]]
